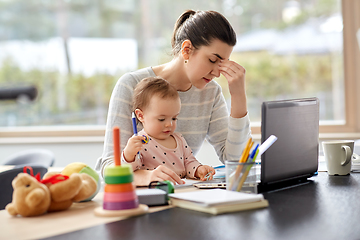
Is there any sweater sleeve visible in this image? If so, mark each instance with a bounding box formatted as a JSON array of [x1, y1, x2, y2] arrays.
[[95, 68, 155, 177], [206, 87, 252, 163]]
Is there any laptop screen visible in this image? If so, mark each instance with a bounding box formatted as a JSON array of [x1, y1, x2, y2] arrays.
[[260, 98, 319, 186]]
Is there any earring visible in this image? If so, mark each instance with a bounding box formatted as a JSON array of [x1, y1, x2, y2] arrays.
[[185, 60, 188, 64]]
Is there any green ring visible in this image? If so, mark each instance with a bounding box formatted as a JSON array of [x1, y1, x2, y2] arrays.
[[104, 174, 133, 184], [104, 164, 133, 176]]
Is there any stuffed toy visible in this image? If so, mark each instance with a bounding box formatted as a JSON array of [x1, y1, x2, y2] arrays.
[[5, 172, 51, 217], [55, 162, 101, 202], [6, 163, 99, 217]]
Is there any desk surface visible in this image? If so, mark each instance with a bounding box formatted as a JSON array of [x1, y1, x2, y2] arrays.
[[40, 172, 360, 240], [0, 191, 174, 240]]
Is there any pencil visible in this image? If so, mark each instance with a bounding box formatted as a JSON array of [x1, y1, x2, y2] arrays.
[[229, 138, 253, 190], [113, 126, 121, 166], [232, 143, 258, 191], [239, 138, 252, 163], [242, 141, 254, 163], [236, 139, 253, 174], [236, 147, 259, 192]]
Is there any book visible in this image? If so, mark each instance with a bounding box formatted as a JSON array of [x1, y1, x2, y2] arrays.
[[136, 189, 168, 206], [169, 189, 269, 215]]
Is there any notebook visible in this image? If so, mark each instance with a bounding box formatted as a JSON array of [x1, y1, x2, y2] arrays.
[[258, 97, 319, 192]]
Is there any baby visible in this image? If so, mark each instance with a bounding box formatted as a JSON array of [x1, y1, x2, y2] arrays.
[[122, 76, 214, 185]]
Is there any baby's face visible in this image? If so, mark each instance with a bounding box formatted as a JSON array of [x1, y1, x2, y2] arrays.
[[140, 95, 181, 141]]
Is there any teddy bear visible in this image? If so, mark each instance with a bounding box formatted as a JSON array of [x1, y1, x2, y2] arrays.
[[5, 173, 51, 217], [6, 163, 99, 217]]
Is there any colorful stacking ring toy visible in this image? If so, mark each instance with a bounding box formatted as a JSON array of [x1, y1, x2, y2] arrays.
[[103, 164, 139, 210], [94, 126, 148, 217]]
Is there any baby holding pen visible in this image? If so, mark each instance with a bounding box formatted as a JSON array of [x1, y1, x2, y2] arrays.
[[122, 76, 215, 185]]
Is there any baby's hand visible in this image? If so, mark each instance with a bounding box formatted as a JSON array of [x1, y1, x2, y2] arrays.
[[195, 165, 215, 181], [123, 135, 148, 162], [149, 165, 185, 185]]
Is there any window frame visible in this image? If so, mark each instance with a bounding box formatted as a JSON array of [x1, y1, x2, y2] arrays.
[[1, 0, 360, 143]]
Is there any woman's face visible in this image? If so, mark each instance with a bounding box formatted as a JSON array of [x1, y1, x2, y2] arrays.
[[186, 39, 233, 89]]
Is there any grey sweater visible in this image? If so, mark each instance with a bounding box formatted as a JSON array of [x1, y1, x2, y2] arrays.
[[95, 67, 251, 176]]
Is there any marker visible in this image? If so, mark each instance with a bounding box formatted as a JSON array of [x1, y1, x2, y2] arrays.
[[132, 112, 141, 160], [258, 135, 278, 156]]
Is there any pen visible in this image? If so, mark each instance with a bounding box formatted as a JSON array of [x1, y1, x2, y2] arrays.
[[132, 112, 138, 136], [131, 112, 141, 160], [247, 143, 259, 163], [214, 165, 225, 169]]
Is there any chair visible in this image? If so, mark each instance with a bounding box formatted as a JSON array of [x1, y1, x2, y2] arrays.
[[3, 149, 55, 168], [0, 165, 48, 210]]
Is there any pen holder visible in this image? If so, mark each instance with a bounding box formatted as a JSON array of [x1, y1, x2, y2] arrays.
[[225, 161, 257, 194]]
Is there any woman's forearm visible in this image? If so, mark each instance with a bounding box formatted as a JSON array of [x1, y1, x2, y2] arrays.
[[230, 93, 248, 118]]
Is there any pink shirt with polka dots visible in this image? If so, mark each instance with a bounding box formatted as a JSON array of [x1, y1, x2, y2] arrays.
[[122, 130, 202, 179]]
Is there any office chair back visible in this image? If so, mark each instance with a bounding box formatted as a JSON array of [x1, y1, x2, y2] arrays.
[[3, 149, 55, 168], [0, 165, 48, 210]]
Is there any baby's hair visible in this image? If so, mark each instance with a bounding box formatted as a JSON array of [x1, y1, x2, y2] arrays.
[[171, 10, 237, 55], [133, 76, 179, 112]]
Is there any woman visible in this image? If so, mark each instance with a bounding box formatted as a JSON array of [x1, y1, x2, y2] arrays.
[[95, 10, 251, 186]]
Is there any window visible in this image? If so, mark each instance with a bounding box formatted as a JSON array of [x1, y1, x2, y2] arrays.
[[0, 0, 359, 139]]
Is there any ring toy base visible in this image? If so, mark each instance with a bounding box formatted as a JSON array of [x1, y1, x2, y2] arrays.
[[94, 204, 148, 217]]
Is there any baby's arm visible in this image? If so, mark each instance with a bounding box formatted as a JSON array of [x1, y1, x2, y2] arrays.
[[133, 166, 185, 186], [123, 135, 146, 162], [179, 133, 215, 180]]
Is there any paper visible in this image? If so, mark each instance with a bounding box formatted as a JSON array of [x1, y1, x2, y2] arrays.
[[169, 189, 264, 207], [174, 178, 201, 189]]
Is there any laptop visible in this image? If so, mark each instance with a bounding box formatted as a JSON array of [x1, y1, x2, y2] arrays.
[[258, 97, 319, 192], [193, 97, 319, 193]]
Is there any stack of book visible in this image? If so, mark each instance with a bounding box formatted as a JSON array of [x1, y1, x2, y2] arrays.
[[169, 189, 268, 215]]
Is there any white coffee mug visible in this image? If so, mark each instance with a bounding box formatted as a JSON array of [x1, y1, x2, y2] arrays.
[[322, 140, 354, 175]]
